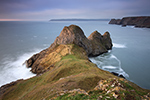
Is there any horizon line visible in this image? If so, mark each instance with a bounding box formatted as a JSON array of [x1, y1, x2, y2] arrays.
[[0, 19, 49, 21], [0, 18, 111, 21]]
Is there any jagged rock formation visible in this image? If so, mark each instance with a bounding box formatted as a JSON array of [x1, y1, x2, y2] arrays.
[[25, 25, 112, 74], [50, 25, 92, 55], [88, 31, 112, 56], [109, 16, 150, 28]]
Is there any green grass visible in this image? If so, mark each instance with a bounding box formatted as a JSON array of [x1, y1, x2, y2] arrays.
[[56, 93, 89, 100], [1, 44, 150, 100]]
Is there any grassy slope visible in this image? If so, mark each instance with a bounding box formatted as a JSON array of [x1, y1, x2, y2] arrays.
[[1, 44, 149, 100]]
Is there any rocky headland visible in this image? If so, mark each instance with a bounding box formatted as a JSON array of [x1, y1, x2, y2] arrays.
[[0, 25, 150, 100], [109, 16, 150, 28], [25, 25, 112, 75]]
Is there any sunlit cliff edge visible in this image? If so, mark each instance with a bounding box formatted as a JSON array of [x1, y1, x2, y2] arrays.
[[0, 25, 150, 100]]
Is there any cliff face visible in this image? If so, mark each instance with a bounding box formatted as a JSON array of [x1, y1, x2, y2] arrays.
[[109, 16, 150, 28], [50, 25, 92, 55], [25, 25, 112, 74], [88, 31, 112, 56]]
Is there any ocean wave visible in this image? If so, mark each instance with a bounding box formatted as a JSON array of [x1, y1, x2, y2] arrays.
[[113, 43, 127, 48], [102, 66, 118, 70], [89, 52, 129, 78], [0, 49, 41, 87]]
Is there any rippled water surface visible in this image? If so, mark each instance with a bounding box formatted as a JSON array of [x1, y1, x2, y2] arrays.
[[0, 21, 150, 89]]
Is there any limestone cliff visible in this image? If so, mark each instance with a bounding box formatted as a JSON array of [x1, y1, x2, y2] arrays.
[[25, 25, 112, 74], [109, 16, 150, 28]]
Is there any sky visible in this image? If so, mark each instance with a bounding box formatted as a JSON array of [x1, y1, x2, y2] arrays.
[[0, 0, 150, 21]]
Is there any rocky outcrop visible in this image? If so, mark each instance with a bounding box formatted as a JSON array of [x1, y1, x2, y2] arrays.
[[49, 25, 92, 55], [88, 31, 112, 56], [25, 49, 48, 74], [109, 19, 121, 25], [50, 78, 150, 100], [109, 16, 150, 28], [25, 25, 112, 74]]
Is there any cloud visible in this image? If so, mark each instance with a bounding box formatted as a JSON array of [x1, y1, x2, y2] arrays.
[[8, 9, 87, 21], [0, 0, 150, 20]]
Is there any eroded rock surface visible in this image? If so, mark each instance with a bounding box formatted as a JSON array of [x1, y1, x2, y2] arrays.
[[50, 25, 92, 55], [88, 31, 112, 56], [26, 25, 112, 74]]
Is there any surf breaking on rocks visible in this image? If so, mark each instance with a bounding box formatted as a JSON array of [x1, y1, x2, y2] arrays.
[[90, 43, 129, 79]]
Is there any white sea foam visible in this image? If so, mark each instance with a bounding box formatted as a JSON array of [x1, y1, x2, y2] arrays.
[[0, 49, 41, 87], [113, 43, 127, 48], [89, 53, 129, 78], [103, 66, 117, 69], [110, 55, 117, 59]]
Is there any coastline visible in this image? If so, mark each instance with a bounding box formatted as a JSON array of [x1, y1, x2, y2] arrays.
[[109, 16, 150, 28], [0, 25, 150, 100]]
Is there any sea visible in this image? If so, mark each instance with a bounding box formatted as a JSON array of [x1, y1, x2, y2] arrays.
[[0, 21, 150, 89]]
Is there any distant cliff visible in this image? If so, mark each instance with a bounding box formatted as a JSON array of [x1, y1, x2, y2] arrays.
[[109, 16, 150, 28]]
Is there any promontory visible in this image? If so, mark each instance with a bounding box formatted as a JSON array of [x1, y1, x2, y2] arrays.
[[109, 16, 150, 28], [0, 25, 150, 100]]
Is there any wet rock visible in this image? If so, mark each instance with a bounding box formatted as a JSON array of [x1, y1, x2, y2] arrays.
[[111, 72, 126, 79], [25, 49, 48, 74]]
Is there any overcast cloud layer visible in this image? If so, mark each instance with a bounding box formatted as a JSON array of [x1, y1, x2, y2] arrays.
[[0, 0, 150, 21]]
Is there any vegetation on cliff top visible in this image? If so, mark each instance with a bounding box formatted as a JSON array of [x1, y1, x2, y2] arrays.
[[1, 44, 150, 100], [0, 44, 115, 100]]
